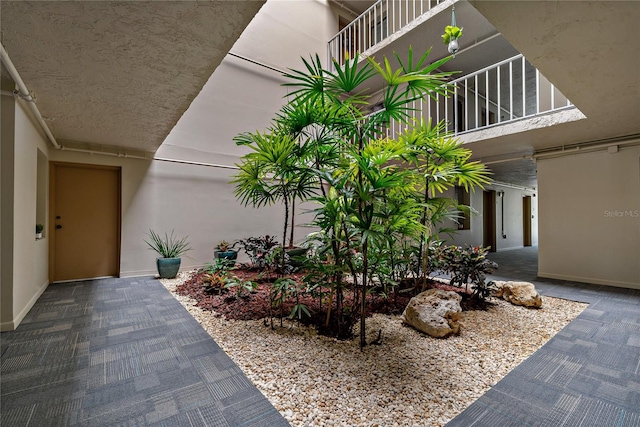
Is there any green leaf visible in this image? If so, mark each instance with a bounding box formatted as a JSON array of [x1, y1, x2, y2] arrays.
[[144, 229, 191, 258], [282, 54, 327, 104], [326, 53, 376, 96]]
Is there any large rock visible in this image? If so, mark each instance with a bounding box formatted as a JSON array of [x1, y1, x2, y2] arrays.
[[494, 281, 542, 308], [401, 289, 462, 338]]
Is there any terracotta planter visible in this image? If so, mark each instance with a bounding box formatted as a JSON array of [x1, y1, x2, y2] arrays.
[[157, 257, 181, 279]]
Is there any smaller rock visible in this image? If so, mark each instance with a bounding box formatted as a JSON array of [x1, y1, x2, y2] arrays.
[[493, 281, 542, 308], [401, 289, 462, 338]]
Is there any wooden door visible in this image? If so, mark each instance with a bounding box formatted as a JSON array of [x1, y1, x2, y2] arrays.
[[523, 196, 532, 246], [50, 163, 120, 282], [483, 190, 497, 251]]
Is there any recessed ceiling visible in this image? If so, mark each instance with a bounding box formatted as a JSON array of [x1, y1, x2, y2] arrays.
[[487, 158, 537, 190], [1, 1, 265, 152]]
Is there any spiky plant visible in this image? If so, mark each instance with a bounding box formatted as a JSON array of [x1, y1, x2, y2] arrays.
[[144, 229, 191, 258]]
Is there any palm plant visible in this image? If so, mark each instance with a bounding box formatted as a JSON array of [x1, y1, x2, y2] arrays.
[[277, 49, 456, 346], [232, 132, 316, 251], [401, 118, 492, 286], [233, 46, 492, 346]]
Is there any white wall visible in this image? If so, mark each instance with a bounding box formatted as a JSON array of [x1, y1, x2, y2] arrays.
[[159, 0, 337, 161], [443, 185, 538, 250], [121, 161, 292, 274], [231, 0, 336, 70], [538, 144, 640, 288], [494, 185, 538, 251], [0, 96, 51, 331], [49, 0, 338, 277], [1, 0, 339, 330], [1, 92, 16, 330], [46, 150, 288, 276], [443, 188, 483, 247]]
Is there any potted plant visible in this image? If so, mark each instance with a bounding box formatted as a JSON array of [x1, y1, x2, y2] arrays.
[[144, 229, 191, 278], [285, 244, 308, 268], [36, 223, 44, 239], [442, 25, 463, 55], [214, 240, 238, 262]]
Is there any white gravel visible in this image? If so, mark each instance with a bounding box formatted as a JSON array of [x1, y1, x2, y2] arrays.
[[161, 271, 587, 427]]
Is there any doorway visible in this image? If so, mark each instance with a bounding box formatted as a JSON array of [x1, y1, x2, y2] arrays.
[[483, 190, 497, 251], [523, 196, 532, 246], [49, 163, 121, 282]]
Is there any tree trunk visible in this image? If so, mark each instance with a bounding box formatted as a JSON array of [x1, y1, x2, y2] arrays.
[[360, 237, 368, 349], [282, 191, 289, 275], [289, 198, 296, 248], [357, 128, 367, 349], [419, 177, 430, 291]]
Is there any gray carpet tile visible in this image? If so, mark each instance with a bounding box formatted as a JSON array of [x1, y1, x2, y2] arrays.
[[447, 246, 640, 427], [1, 277, 289, 427], [5, 248, 639, 427]]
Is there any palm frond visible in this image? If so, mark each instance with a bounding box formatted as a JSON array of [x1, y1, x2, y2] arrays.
[[326, 53, 376, 95], [282, 54, 327, 104]]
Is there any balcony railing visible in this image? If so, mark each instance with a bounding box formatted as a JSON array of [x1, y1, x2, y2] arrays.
[[386, 54, 575, 137], [328, 0, 445, 66]]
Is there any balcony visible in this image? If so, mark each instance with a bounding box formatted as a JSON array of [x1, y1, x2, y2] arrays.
[[329, 0, 577, 139], [328, 0, 447, 66], [386, 54, 575, 137]]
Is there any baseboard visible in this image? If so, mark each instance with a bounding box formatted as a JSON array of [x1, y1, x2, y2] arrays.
[[120, 269, 158, 278], [496, 246, 526, 252], [120, 264, 204, 279], [9, 279, 49, 331], [0, 320, 16, 332], [538, 271, 640, 290]]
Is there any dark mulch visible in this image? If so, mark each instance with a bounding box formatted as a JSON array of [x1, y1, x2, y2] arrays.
[[175, 269, 413, 322], [175, 268, 491, 334]]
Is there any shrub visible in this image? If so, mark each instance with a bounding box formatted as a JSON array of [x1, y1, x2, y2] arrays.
[[438, 245, 498, 301], [224, 278, 257, 299], [236, 235, 278, 270], [200, 259, 256, 298], [201, 258, 233, 275], [216, 240, 236, 252], [269, 277, 311, 328], [202, 271, 227, 295]]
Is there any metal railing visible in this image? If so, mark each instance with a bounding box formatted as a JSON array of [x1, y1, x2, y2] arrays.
[[328, 0, 445, 66], [386, 54, 575, 137]]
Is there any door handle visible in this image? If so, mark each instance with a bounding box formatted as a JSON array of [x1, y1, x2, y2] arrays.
[[56, 225, 62, 229]]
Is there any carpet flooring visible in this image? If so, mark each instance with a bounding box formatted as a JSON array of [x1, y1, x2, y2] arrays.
[[446, 246, 640, 426], [0, 277, 289, 427], [3, 247, 639, 426]]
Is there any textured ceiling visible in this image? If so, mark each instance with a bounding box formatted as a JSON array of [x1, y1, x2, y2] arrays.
[[1, 0, 265, 152], [488, 158, 538, 190]]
